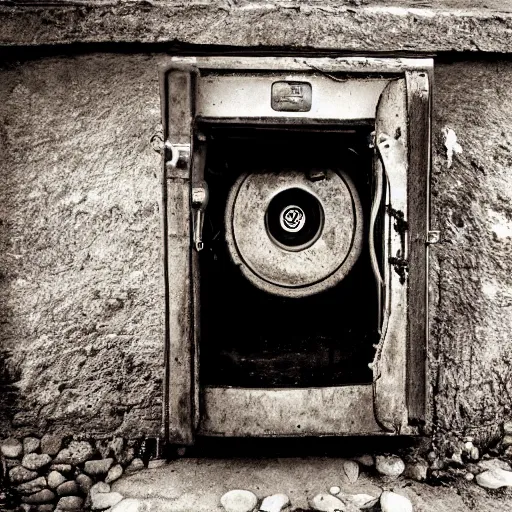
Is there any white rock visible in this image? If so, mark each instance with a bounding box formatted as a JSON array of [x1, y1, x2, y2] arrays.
[[504, 421, 512, 435], [309, 493, 345, 512], [465, 472, 475, 481], [380, 491, 413, 512], [91, 491, 124, 510], [48, 470, 67, 489], [1, 438, 23, 458], [91, 482, 111, 496], [105, 464, 124, 484], [110, 498, 148, 512], [220, 489, 258, 512], [375, 455, 405, 478], [329, 486, 341, 496], [502, 435, 512, 447], [341, 460, 359, 483], [259, 493, 290, 512], [353, 454, 374, 467], [341, 493, 378, 510], [478, 459, 511, 472], [476, 468, 512, 489], [23, 437, 40, 455], [22, 453, 52, 471]]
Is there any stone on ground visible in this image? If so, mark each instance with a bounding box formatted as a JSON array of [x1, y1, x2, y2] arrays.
[[48, 470, 67, 489], [22, 489, 56, 504], [126, 458, 144, 473], [404, 460, 428, 481], [147, 459, 166, 470], [105, 464, 124, 483], [380, 491, 413, 512], [85, 458, 114, 476], [54, 441, 94, 465], [56, 496, 84, 510], [22, 454, 52, 471], [1, 438, 23, 458], [504, 421, 512, 435], [90, 481, 111, 495], [376, 455, 405, 478], [220, 489, 258, 512], [91, 491, 124, 510], [340, 493, 378, 509], [260, 493, 290, 512], [478, 459, 511, 472], [76, 473, 94, 494], [16, 476, 47, 495], [9, 466, 39, 484], [23, 437, 41, 455], [476, 468, 512, 489], [41, 434, 64, 456], [329, 486, 341, 496], [309, 492, 346, 512], [57, 480, 79, 496], [111, 498, 147, 512], [341, 460, 359, 483]]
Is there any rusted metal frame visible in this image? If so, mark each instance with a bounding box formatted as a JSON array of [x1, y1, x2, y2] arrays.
[[372, 77, 410, 434], [405, 70, 431, 429], [198, 386, 382, 437], [160, 62, 199, 445], [171, 56, 434, 74]]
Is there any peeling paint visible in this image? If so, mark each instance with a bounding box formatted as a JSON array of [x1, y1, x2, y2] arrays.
[[442, 126, 462, 168]]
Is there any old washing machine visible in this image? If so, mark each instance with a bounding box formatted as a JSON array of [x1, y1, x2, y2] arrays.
[[159, 56, 433, 445]]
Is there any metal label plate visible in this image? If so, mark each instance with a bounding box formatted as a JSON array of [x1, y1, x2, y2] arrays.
[[271, 81, 312, 112]]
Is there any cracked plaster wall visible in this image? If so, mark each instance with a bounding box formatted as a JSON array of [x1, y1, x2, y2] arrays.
[[0, 53, 165, 439], [1, 53, 512, 445]]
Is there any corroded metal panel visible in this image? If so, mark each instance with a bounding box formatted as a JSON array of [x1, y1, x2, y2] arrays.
[[199, 386, 381, 436]]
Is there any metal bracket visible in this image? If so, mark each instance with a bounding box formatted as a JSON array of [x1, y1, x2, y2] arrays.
[[427, 230, 440, 244], [165, 141, 191, 171]]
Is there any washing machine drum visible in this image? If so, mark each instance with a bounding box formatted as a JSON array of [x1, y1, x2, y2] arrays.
[[225, 169, 363, 298]]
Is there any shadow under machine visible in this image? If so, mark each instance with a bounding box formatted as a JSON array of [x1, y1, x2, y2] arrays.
[[160, 56, 433, 445]]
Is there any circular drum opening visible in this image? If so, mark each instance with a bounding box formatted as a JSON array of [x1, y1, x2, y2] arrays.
[[265, 188, 324, 251]]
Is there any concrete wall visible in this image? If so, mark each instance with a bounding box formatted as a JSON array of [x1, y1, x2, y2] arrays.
[[1, 52, 512, 447], [0, 53, 165, 439]]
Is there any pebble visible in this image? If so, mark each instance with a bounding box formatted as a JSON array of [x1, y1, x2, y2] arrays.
[[147, 459, 166, 470], [111, 498, 147, 512], [430, 459, 444, 471], [50, 464, 73, 475], [341, 460, 359, 483], [470, 446, 479, 460], [404, 460, 428, 481], [57, 480, 79, 496], [48, 471, 67, 490], [9, 466, 39, 484], [54, 441, 94, 465], [502, 435, 512, 448], [380, 491, 413, 512], [16, 476, 48, 495], [125, 458, 144, 473], [56, 496, 84, 510], [19, 505, 33, 512], [341, 493, 378, 510], [260, 493, 290, 512], [476, 468, 512, 489], [104, 464, 122, 484], [353, 454, 374, 467], [504, 421, 512, 436], [41, 434, 64, 457], [22, 490, 56, 504], [23, 438, 41, 455], [76, 473, 94, 494], [220, 489, 258, 512], [465, 472, 475, 481], [38, 505, 54, 512], [309, 493, 346, 512], [85, 458, 114, 476], [478, 458, 511, 472], [1, 438, 23, 458], [91, 491, 125, 510], [375, 455, 405, 478], [22, 454, 52, 471], [329, 486, 341, 496], [90, 482, 111, 495]]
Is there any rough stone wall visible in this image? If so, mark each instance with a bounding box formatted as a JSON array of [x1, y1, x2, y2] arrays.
[[0, 53, 165, 439], [1, 52, 512, 446], [430, 60, 512, 448]]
